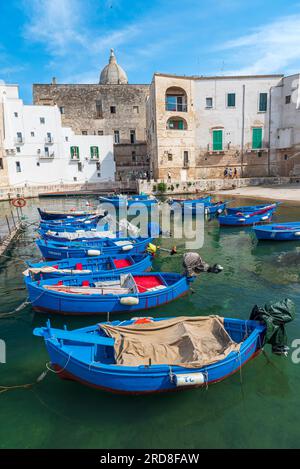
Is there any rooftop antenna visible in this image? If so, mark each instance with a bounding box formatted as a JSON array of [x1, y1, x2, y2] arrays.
[[220, 60, 225, 75]]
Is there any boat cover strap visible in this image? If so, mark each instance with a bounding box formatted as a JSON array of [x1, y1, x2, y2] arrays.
[[100, 316, 241, 368]]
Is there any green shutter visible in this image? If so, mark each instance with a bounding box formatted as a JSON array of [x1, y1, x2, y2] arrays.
[[259, 93, 267, 112], [252, 128, 263, 149], [227, 93, 235, 107], [178, 120, 184, 130], [71, 146, 79, 159], [213, 130, 223, 151]]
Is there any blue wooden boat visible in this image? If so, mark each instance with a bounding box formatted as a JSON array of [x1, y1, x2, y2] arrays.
[[38, 208, 97, 221], [38, 228, 116, 242], [25, 253, 152, 280], [39, 214, 105, 232], [184, 201, 227, 216], [36, 237, 153, 260], [218, 207, 275, 227], [25, 272, 191, 315], [253, 222, 300, 241], [99, 194, 157, 208], [227, 203, 278, 215], [33, 316, 265, 393]]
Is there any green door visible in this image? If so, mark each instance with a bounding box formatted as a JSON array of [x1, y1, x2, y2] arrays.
[[252, 128, 263, 149], [213, 130, 223, 151]]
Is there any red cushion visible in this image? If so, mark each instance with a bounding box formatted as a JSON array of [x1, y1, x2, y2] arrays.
[[53, 265, 58, 269], [82, 280, 90, 287], [75, 263, 83, 270], [113, 259, 132, 269], [57, 280, 63, 286], [134, 275, 163, 293]]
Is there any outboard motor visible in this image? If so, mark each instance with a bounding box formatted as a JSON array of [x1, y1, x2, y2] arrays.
[[183, 252, 223, 277]]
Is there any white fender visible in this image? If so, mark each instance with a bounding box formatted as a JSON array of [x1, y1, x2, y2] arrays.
[[174, 373, 205, 387], [122, 244, 133, 251], [120, 297, 139, 306], [294, 232, 300, 236], [87, 249, 101, 256], [261, 216, 269, 221]]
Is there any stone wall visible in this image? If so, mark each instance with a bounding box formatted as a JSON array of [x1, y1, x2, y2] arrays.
[[138, 176, 291, 195], [33, 83, 150, 179]]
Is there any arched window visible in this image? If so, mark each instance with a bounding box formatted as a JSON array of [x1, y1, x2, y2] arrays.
[[166, 117, 187, 130], [165, 87, 187, 112]]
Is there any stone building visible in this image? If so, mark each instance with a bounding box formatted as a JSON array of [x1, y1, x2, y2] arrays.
[[147, 72, 286, 181], [33, 49, 150, 181]]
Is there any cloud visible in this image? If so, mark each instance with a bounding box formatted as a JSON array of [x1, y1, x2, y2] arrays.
[[216, 14, 300, 75]]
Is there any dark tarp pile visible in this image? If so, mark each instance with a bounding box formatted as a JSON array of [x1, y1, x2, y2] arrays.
[[182, 252, 223, 277], [249, 298, 295, 354], [100, 316, 241, 368]]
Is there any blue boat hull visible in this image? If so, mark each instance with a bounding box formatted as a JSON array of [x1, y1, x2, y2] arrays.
[[38, 208, 96, 220], [227, 203, 278, 214], [34, 317, 265, 394], [219, 210, 274, 226], [25, 273, 190, 315], [36, 237, 152, 260], [253, 222, 300, 241], [27, 254, 152, 279]]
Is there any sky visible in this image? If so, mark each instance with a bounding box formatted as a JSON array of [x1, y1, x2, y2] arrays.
[[1, 0, 300, 103]]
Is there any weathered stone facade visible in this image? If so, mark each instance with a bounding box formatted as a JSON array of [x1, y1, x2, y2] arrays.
[[33, 83, 150, 180]]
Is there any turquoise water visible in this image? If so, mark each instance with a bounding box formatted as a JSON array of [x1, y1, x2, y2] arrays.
[[1, 196, 300, 449]]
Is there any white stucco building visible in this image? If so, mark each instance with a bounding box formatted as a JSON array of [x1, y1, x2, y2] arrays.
[[0, 84, 115, 188]]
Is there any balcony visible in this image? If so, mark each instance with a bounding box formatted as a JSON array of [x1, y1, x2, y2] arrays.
[[39, 151, 55, 159], [14, 137, 24, 145], [165, 103, 187, 112]]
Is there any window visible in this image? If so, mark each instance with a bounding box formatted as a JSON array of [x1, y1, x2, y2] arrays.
[[16, 132, 23, 143], [40, 117, 45, 124], [96, 100, 102, 118], [114, 130, 120, 144], [285, 95, 291, 104], [259, 93, 268, 112], [227, 93, 236, 107], [44, 146, 49, 157], [132, 151, 136, 162], [31, 131, 35, 137], [46, 132, 52, 143], [96, 162, 101, 171], [98, 130, 104, 136], [206, 97, 213, 109], [97, 172, 101, 177], [0, 158, 3, 170], [65, 136, 69, 142], [16, 161, 21, 173], [70, 146, 80, 159], [36, 162, 40, 167], [212, 130, 223, 151], [59, 106, 65, 114], [16, 147, 21, 153], [252, 127, 263, 149], [167, 117, 187, 130], [110, 106, 116, 114], [133, 106, 139, 114], [183, 151, 189, 167], [73, 177, 77, 182], [78, 162, 82, 172], [90, 146, 99, 159], [14, 112, 18, 118], [81, 130, 88, 135], [168, 153, 173, 161], [165, 87, 187, 112], [130, 130, 136, 144]]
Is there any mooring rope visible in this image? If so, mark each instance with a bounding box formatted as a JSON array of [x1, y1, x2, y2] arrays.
[[0, 298, 30, 319], [0, 368, 49, 394]]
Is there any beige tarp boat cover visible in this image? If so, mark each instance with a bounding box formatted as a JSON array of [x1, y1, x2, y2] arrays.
[[23, 267, 91, 276], [100, 316, 242, 368]]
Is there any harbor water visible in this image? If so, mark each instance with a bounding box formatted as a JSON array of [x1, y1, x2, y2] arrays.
[[1, 196, 300, 449]]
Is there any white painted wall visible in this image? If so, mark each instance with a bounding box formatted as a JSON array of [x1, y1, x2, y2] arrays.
[[193, 76, 282, 151], [0, 84, 115, 187]]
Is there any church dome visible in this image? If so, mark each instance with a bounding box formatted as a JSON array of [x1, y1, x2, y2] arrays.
[[99, 49, 128, 85]]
